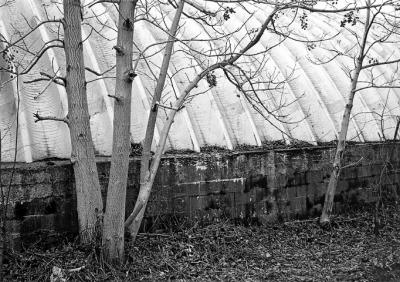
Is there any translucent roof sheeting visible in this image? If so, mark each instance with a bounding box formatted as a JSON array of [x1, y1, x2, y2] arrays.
[[0, 0, 399, 162]]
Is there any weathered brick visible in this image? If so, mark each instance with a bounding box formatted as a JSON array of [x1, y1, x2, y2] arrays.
[[296, 185, 307, 198], [286, 187, 297, 200], [20, 214, 56, 234], [5, 220, 20, 233], [1, 142, 400, 248], [342, 166, 359, 179], [146, 200, 171, 216], [172, 196, 188, 214], [0, 171, 23, 186]]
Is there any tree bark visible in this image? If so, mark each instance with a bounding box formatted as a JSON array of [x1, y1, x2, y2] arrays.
[[320, 1, 371, 225], [319, 88, 358, 225], [125, 67, 206, 238], [125, 0, 185, 238], [0, 129, 3, 282], [125, 3, 279, 238], [63, 0, 103, 242], [102, 0, 137, 263]]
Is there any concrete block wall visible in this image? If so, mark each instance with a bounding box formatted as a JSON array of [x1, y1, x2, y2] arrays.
[[2, 142, 400, 246]]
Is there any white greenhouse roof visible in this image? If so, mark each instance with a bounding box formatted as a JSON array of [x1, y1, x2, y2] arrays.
[[0, 0, 399, 162]]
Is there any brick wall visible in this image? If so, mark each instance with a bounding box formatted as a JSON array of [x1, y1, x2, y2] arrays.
[[2, 142, 400, 247]]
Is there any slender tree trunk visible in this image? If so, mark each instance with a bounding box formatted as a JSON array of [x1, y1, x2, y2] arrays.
[[320, 1, 371, 225], [319, 84, 359, 225], [102, 0, 137, 263], [124, 69, 203, 238], [63, 0, 103, 242], [0, 129, 3, 282], [125, 3, 279, 238], [124, 1, 185, 239]]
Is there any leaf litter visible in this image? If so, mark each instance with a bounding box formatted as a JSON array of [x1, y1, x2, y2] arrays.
[[4, 204, 400, 281]]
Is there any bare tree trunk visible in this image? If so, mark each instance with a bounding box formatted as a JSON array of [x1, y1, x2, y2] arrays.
[[63, 0, 103, 242], [102, 0, 137, 263], [320, 1, 371, 225], [125, 0, 185, 238], [125, 69, 204, 238], [0, 129, 3, 282], [319, 82, 359, 225], [125, 4, 279, 238]]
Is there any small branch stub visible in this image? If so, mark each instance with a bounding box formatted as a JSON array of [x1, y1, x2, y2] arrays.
[[123, 18, 133, 29], [108, 94, 120, 102], [128, 70, 137, 81], [113, 45, 124, 56]]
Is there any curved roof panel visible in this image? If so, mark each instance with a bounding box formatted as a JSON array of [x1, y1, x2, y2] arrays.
[[0, 0, 399, 162]]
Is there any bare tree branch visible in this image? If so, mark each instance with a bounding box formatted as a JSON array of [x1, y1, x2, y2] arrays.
[[33, 112, 69, 126]]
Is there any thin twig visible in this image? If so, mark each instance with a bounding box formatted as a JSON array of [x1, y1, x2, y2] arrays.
[[154, 101, 180, 111], [393, 116, 400, 140], [67, 266, 86, 272], [88, 0, 119, 8], [33, 112, 69, 126], [284, 218, 318, 225], [341, 157, 364, 169], [136, 233, 171, 237], [34, 68, 60, 100]]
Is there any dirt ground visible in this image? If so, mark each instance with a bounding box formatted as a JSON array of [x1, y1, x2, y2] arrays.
[[5, 205, 400, 281]]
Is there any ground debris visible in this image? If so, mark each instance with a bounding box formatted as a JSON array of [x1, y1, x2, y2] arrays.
[[4, 206, 400, 281]]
